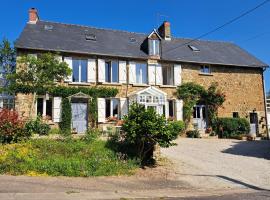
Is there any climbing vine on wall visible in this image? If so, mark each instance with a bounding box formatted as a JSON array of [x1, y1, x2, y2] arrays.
[[177, 82, 225, 129], [9, 83, 118, 130]]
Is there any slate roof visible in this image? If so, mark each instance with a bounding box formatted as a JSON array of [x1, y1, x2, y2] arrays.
[[15, 20, 268, 68]]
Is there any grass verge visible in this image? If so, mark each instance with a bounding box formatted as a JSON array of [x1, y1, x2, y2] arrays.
[[0, 138, 139, 177]]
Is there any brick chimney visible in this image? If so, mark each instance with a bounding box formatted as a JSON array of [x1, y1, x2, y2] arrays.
[[158, 21, 171, 40], [28, 8, 39, 24]]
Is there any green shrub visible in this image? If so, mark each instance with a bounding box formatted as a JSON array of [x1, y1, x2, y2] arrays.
[[48, 128, 61, 135], [0, 109, 29, 143], [214, 118, 250, 138], [82, 129, 101, 142], [186, 130, 200, 138], [24, 116, 50, 135], [168, 120, 185, 136], [0, 139, 138, 177], [59, 98, 72, 135], [122, 103, 178, 164]]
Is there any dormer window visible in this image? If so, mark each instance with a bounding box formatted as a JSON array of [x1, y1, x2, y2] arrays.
[[149, 39, 160, 56]]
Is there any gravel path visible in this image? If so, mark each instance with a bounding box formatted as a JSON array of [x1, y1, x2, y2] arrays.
[[161, 138, 270, 191]]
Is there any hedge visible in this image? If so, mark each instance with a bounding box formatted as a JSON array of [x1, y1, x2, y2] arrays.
[[214, 117, 250, 138]]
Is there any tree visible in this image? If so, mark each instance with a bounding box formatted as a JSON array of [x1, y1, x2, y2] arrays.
[[122, 103, 179, 164], [0, 39, 16, 91], [8, 52, 71, 118]]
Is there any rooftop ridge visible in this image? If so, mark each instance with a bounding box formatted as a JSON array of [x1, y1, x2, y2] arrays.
[[39, 20, 148, 36], [39, 20, 235, 45]]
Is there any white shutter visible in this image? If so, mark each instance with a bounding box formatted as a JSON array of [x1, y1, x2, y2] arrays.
[[53, 97, 62, 123], [174, 64, 182, 86], [120, 98, 128, 119], [175, 99, 183, 121], [97, 98, 106, 123], [156, 64, 163, 85], [98, 59, 105, 83], [64, 57, 72, 82], [87, 59, 96, 83], [129, 62, 136, 84], [119, 61, 127, 83], [148, 64, 156, 85], [165, 100, 169, 119]]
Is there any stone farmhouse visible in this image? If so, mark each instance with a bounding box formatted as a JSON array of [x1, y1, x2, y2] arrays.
[[14, 8, 269, 135]]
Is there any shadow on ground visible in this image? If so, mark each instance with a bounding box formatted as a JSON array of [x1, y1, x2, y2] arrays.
[[179, 173, 270, 191], [221, 140, 270, 160]]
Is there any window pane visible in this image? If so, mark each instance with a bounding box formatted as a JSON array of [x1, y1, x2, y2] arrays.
[[136, 63, 141, 83], [149, 40, 154, 55], [72, 59, 80, 82], [169, 100, 174, 117], [162, 66, 167, 85], [154, 40, 160, 55], [112, 99, 119, 118], [46, 99, 52, 117], [37, 98, 43, 116], [105, 61, 111, 82], [80, 60, 87, 82], [112, 61, 119, 82], [141, 63, 147, 84], [105, 99, 111, 118]]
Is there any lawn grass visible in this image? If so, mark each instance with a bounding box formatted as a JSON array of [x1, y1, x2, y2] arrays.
[[0, 138, 139, 177]]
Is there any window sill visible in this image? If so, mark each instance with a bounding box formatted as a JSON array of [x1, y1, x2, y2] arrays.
[[131, 83, 149, 87], [101, 82, 122, 86], [159, 85, 177, 88], [68, 82, 92, 86], [199, 73, 213, 76]]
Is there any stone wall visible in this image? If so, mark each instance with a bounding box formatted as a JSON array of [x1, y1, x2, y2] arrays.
[[182, 63, 266, 135]]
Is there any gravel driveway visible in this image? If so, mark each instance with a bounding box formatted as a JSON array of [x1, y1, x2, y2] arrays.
[[161, 138, 270, 191]]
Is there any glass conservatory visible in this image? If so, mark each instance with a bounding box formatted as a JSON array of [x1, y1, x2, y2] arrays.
[[128, 86, 167, 115]]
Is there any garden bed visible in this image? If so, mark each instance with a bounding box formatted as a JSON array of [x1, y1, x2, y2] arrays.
[[0, 138, 139, 177]]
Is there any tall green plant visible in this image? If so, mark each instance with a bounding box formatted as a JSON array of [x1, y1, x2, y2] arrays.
[[59, 98, 72, 135], [122, 103, 179, 164], [202, 82, 226, 126], [0, 39, 16, 93]]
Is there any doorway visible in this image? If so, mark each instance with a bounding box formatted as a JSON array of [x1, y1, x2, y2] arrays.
[[249, 112, 259, 135], [71, 99, 88, 133], [193, 105, 207, 130]]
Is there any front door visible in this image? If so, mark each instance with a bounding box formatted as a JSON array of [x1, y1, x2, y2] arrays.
[[193, 105, 207, 130], [249, 112, 258, 135], [71, 102, 88, 133]]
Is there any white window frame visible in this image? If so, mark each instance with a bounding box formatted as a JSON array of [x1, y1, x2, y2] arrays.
[[200, 65, 211, 74], [36, 95, 52, 118], [163, 65, 174, 85], [105, 60, 119, 83], [105, 98, 120, 119], [149, 39, 160, 56], [136, 63, 148, 84], [72, 59, 88, 83]]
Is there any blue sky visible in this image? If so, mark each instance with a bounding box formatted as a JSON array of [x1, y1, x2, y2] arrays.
[[1, 0, 270, 92]]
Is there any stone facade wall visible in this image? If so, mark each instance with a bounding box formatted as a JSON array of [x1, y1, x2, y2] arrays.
[[182, 63, 266, 134]]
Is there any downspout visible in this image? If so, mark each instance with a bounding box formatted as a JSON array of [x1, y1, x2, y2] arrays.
[[262, 67, 269, 140]]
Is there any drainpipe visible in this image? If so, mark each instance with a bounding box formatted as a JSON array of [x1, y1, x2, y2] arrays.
[[262, 67, 269, 140]]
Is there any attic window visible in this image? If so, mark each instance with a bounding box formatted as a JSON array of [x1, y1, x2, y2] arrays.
[[188, 45, 200, 52], [129, 37, 136, 43], [44, 25, 53, 31], [85, 34, 96, 41]]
